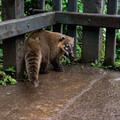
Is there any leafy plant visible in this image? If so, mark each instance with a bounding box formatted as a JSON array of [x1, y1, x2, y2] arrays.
[[0, 41, 3, 64], [60, 55, 71, 65], [117, 30, 120, 41], [24, 0, 37, 15], [4, 66, 16, 79], [78, 0, 83, 12], [116, 30, 120, 68], [91, 60, 103, 68], [5, 66, 15, 73], [0, 49, 3, 63], [0, 71, 17, 86]]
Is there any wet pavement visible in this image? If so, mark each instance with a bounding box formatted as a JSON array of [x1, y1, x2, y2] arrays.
[[0, 64, 120, 120]]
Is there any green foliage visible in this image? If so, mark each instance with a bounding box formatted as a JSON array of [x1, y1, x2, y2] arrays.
[[62, 0, 68, 11], [60, 56, 71, 65], [76, 26, 83, 60], [0, 71, 17, 86], [0, 44, 17, 86], [115, 60, 120, 68], [116, 30, 120, 63], [76, 44, 81, 60], [0, 41, 3, 64], [78, 0, 83, 12], [101, 28, 106, 60], [5, 66, 15, 73], [91, 60, 103, 68], [103, 0, 107, 14], [116, 44, 120, 61], [0, 48, 3, 63], [24, 0, 37, 15], [0, 65, 17, 86], [117, 30, 120, 41], [0, 16, 2, 22], [5, 66, 16, 78], [0, 64, 2, 69]]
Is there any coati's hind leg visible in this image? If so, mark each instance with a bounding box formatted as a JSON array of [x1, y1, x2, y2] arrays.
[[39, 58, 49, 74], [50, 58, 63, 72]]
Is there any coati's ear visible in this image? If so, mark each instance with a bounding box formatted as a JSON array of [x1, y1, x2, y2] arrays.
[[59, 36, 65, 42]]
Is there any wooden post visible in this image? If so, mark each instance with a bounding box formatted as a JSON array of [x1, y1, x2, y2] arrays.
[[53, 0, 62, 33], [104, 0, 118, 66], [37, 0, 45, 10], [2, 0, 25, 79], [82, 0, 104, 62], [68, 0, 78, 57]]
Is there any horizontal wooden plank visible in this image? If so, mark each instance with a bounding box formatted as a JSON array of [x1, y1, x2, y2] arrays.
[[33, 9, 49, 14], [0, 12, 55, 40], [1, 11, 120, 40], [55, 11, 120, 29]]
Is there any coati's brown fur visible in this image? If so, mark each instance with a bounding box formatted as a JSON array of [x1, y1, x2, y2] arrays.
[[24, 30, 74, 87]]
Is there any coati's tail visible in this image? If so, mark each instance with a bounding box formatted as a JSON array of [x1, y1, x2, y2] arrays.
[[25, 50, 42, 87]]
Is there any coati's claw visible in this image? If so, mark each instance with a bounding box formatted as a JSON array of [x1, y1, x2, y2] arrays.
[[54, 67, 63, 72], [32, 80, 39, 88]]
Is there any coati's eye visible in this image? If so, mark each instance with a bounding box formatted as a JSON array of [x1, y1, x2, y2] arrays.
[[59, 36, 65, 42], [61, 36, 65, 40]]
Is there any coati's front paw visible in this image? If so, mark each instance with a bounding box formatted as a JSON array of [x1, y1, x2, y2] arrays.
[[54, 67, 63, 72], [39, 70, 49, 74], [31, 80, 39, 88]]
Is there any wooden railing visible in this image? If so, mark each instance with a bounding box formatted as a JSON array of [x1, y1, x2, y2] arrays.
[[0, 0, 118, 79]]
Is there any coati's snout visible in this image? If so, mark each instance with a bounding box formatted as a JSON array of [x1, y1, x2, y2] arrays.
[[59, 35, 74, 58], [63, 43, 74, 58]]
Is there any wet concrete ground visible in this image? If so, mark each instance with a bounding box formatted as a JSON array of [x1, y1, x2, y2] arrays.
[[0, 64, 120, 120]]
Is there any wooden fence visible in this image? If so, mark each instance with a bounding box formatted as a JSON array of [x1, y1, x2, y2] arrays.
[[0, 0, 119, 79]]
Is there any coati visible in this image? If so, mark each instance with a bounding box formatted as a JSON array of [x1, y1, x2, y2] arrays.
[[24, 30, 74, 87]]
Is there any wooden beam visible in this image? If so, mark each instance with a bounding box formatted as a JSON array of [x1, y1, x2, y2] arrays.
[[0, 12, 55, 40], [105, 0, 118, 66], [67, 0, 78, 57], [2, 0, 24, 20], [36, 0, 45, 10], [55, 11, 120, 29], [2, 0, 25, 79], [81, 0, 104, 63], [1, 11, 120, 41], [53, 0, 62, 33]]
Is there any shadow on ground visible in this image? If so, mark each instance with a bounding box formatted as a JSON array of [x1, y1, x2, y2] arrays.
[[0, 64, 120, 120]]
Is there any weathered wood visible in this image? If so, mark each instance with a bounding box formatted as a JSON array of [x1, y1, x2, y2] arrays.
[[36, 0, 45, 10], [81, 0, 104, 62], [2, 0, 25, 79], [1, 11, 120, 40], [67, 0, 78, 57], [53, 0, 62, 11], [2, 0, 24, 20], [105, 0, 118, 66], [107, 0, 118, 14], [0, 12, 55, 40], [33, 9, 48, 14], [55, 12, 120, 29], [53, 0, 62, 33]]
